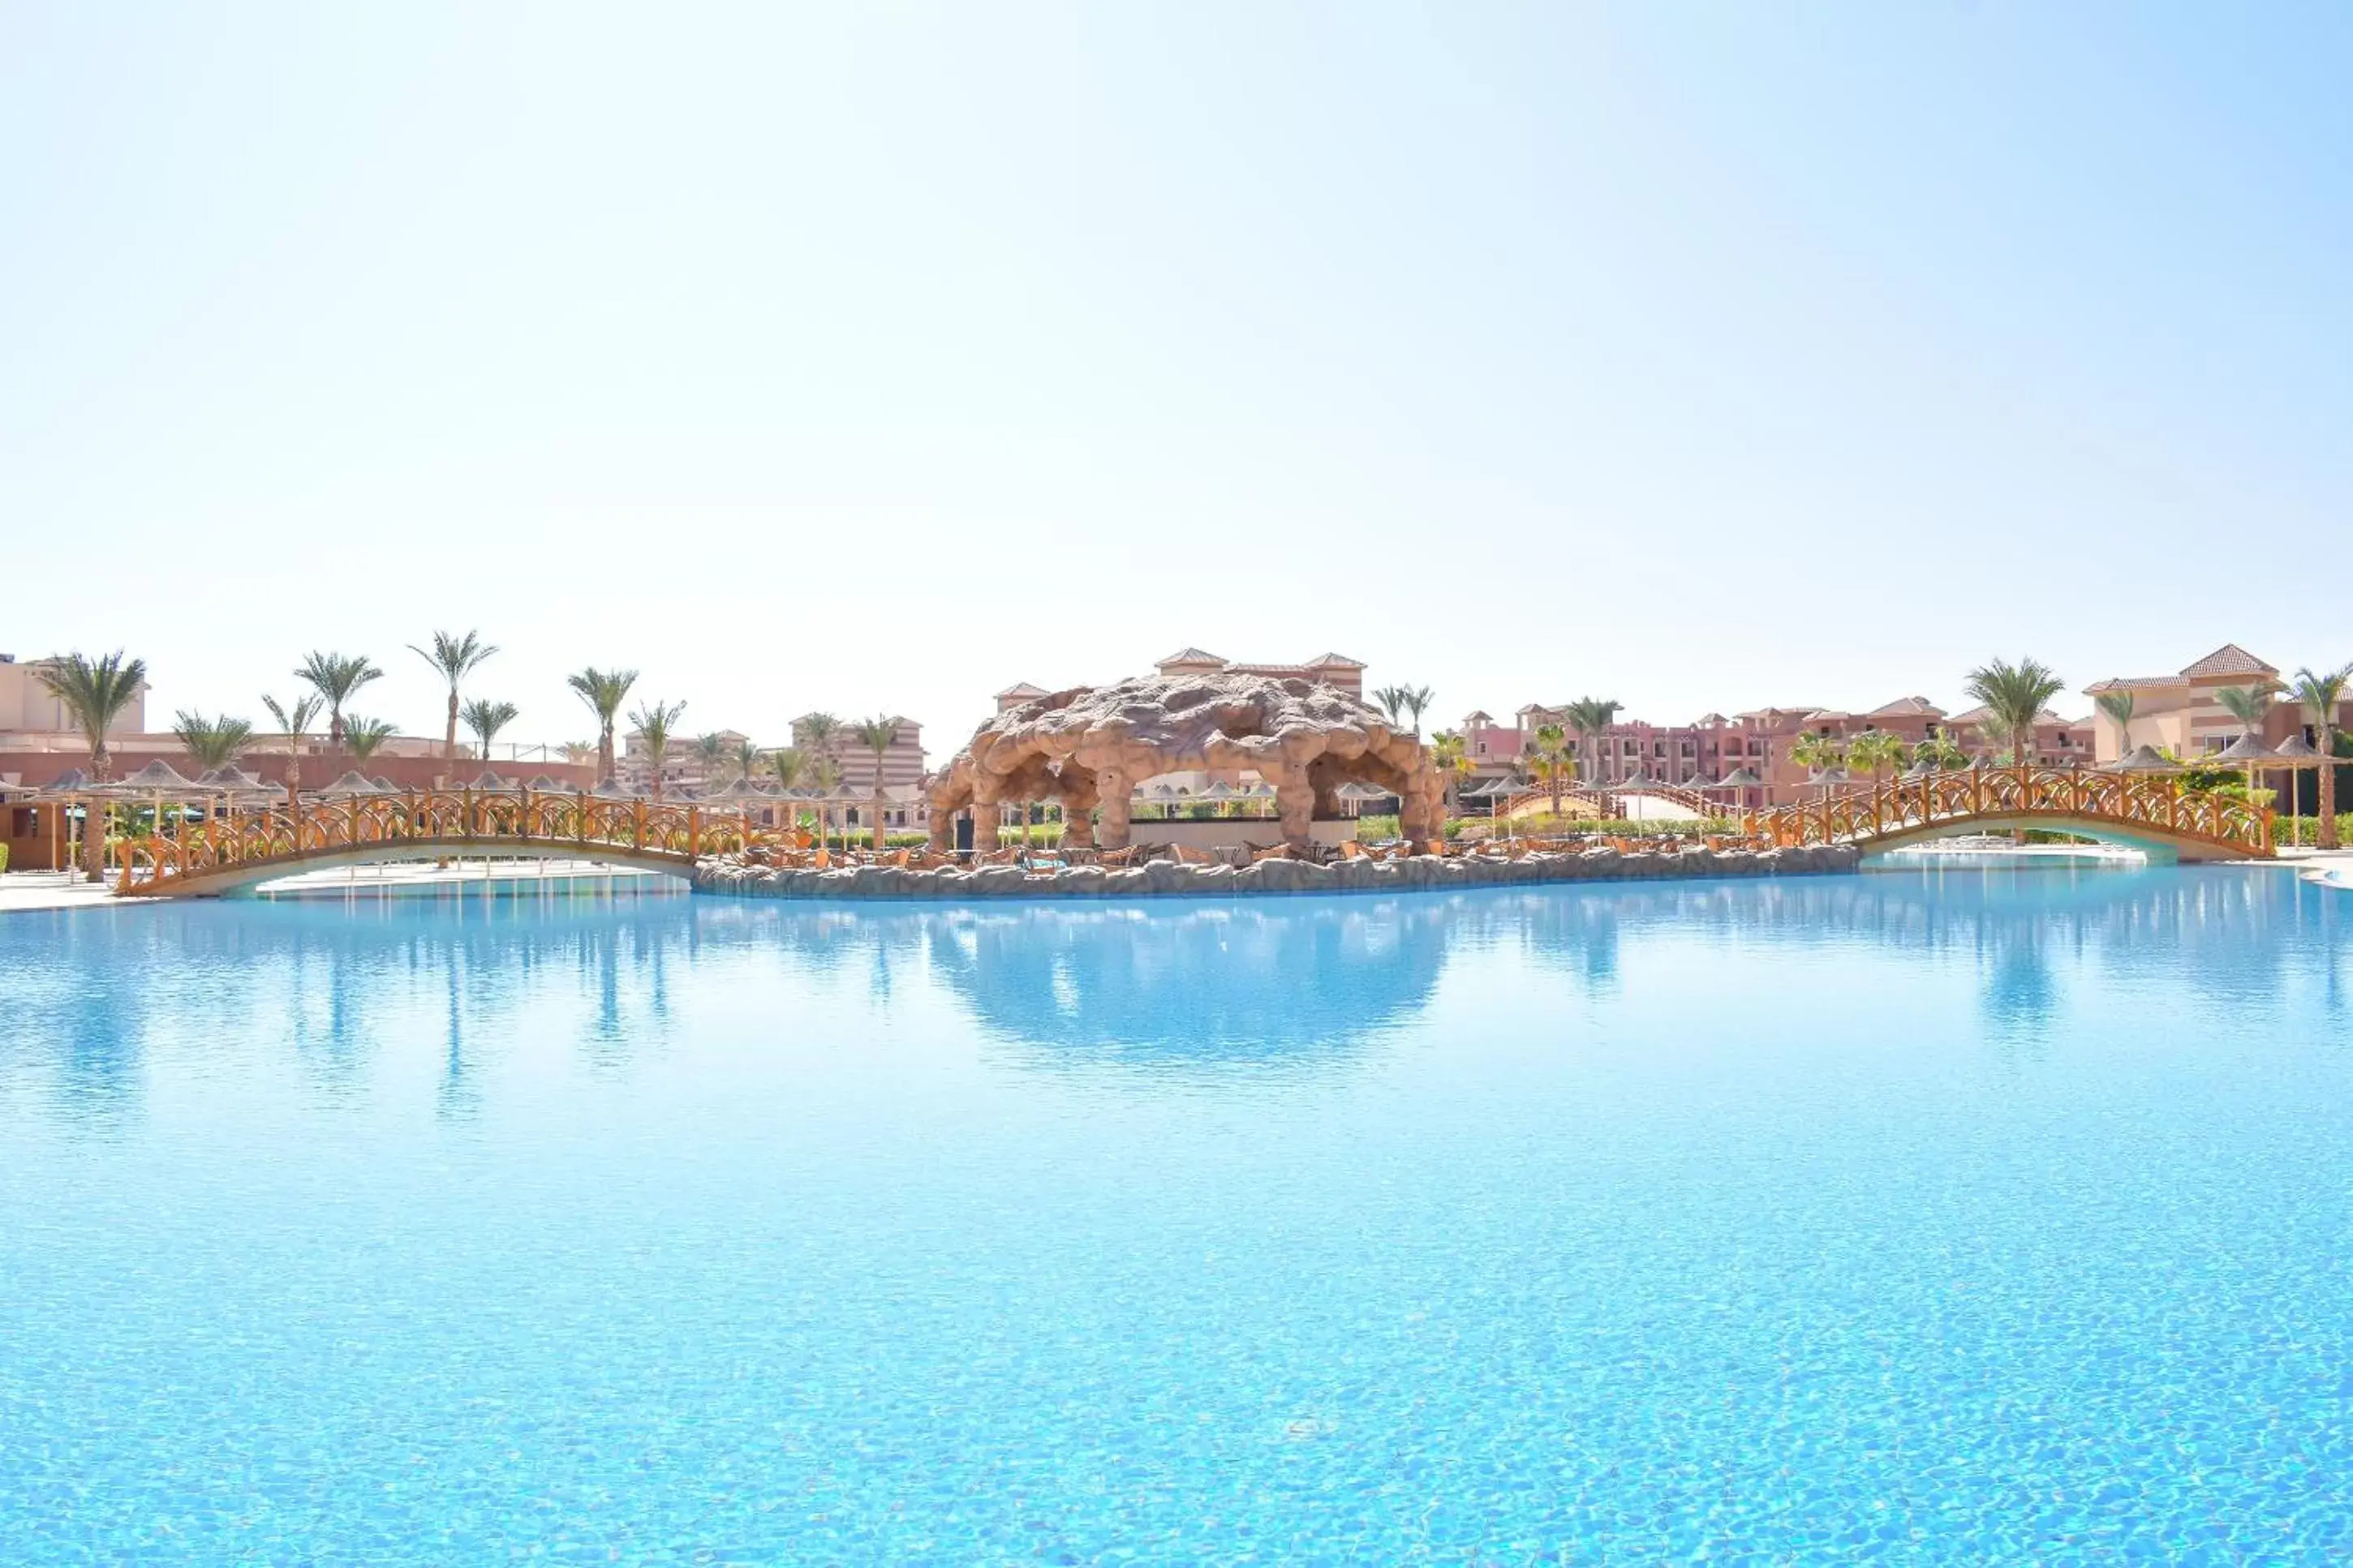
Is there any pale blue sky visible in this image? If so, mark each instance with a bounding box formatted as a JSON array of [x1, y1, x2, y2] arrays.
[[3, 4, 2347, 750]]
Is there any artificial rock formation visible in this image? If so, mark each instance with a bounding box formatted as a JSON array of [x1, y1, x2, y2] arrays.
[[928, 673, 1446, 853]]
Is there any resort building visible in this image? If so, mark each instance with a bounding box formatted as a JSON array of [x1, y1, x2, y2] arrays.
[[791, 715, 927, 794], [996, 651, 1370, 712], [1460, 694, 2094, 809], [2084, 643, 2348, 762], [0, 652, 148, 737]]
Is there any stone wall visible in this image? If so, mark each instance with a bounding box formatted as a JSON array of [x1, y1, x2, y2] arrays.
[[695, 844, 1862, 902]]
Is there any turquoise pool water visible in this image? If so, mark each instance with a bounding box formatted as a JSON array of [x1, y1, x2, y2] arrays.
[[3, 868, 2349, 1562]]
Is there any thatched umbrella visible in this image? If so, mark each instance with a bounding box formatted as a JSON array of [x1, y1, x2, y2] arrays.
[[316, 770, 384, 797], [2209, 732, 2274, 800], [2115, 744, 2178, 771], [2268, 733, 2321, 843]]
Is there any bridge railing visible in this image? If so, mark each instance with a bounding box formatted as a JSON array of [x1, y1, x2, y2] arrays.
[[1744, 766, 2272, 857], [116, 787, 807, 895]]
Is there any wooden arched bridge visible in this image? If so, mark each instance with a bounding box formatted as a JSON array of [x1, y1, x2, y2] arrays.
[[1746, 767, 2273, 861], [116, 788, 809, 898]]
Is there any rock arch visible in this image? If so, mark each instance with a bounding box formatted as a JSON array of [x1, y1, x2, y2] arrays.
[[928, 674, 1443, 853]]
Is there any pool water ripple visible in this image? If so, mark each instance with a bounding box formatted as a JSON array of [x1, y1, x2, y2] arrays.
[[2, 867, 2351, 1562]]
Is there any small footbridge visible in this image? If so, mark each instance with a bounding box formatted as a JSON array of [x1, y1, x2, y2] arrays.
[[118, 788, 800, 897], [1747, 767, 2273, 862]]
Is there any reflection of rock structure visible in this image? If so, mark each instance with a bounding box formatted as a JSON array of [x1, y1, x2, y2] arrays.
[[916, 900, 1452, 1059], [928, 674, 1444, 853]]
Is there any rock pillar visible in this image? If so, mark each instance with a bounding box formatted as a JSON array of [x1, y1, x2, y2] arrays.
[[1060, 787, 1095, 849], [927, 793, 957, 854], [1273, 763, 1315, 850], [1095, 768, 1130, 849]]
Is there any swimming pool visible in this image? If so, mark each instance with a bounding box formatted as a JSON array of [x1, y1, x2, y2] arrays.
[[3, 867, 2348, 1562]]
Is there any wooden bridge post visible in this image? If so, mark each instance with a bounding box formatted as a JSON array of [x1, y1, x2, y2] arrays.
[[687, 805, 700, 860], [632, 801, 645, 850]]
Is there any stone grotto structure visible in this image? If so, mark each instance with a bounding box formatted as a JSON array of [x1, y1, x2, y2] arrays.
[[927, 673, 1448, 854]]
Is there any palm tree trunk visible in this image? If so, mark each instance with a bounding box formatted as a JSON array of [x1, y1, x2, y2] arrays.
[[2322, 728, 2340, 851], [444, 690, 460, 774], [81, 741, 109, 881]]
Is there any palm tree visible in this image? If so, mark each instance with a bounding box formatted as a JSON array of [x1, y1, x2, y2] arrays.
[[732, 736, 762, 785], [1525, 723, 1575, 818], [343, 717, 396, 763], [1963, 657, 2065, 769], [295, 651, 383, 759], [691, 731, 731, 788], [37, 651, 147, 881], [1845, 728, 1908, 788], [408, 630, 498, 771], [1916, 730, 1968, 771], [853, 715, 899, 850], [798, 711, 842, 767], [1430, 729, 1470, 814], [261, 693, 323, 797], [812, 755, 843, 846], [769, 746, 807, 835], [170, 711, 253, 772], [2093, 689, 2136, 758], [1562, 697, 1622, 785], [1788, 728, 1847, 791], [36, 651, 147, 782], [566, 667, 639, 783], [628, 698, 686, 800], [1374, 684, 1435, 739], [2216, 684, 2278, 797], [2289, 663, 2351, 849], [461, 699, 518, 763], [561, 741, 598, 769]]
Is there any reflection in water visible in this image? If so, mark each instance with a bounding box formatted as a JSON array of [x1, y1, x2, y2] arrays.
[[917, 899, 1455, 1063], [0, 871, 2344, 1124]]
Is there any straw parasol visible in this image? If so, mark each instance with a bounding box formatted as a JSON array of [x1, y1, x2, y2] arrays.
[[317, 770, 385, 797], [592, 778, 638, 800], [523, 775, 569, 793], [465, 771, 514, 790], [1718, 766, 1762, 788], [2114, 744, 2178, 772], [1616, 768, 1655, 789]]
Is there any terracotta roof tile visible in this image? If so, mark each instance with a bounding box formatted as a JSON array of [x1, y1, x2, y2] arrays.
[[2180, 642, 2276, 679]]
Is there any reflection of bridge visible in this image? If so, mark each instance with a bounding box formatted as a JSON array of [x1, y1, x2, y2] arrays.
[[1747, 767, 2273, 861], [119, 789, 799, 897]]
